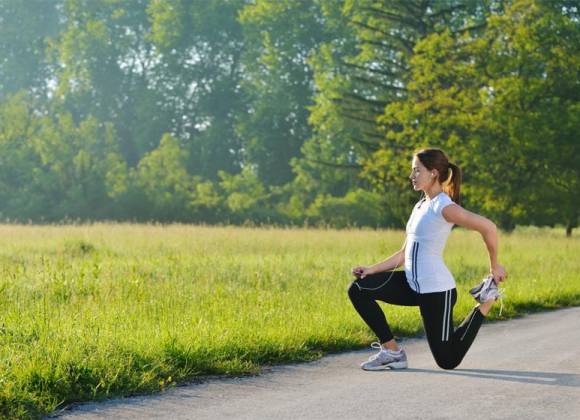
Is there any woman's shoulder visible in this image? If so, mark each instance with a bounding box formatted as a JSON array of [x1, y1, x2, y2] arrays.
[[430, 192, 455, 216], [434, 191, 454, 204]]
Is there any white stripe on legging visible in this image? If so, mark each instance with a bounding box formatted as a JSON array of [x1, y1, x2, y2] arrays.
[[442, 290, 448, 341], [460, 309, 478, 341], [412, 242, 420, 292], [445, 290, 452, 341], [442, 290, 452, 342]]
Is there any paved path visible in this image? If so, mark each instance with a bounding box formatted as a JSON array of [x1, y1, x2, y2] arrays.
[[56, 307, 580, 420]]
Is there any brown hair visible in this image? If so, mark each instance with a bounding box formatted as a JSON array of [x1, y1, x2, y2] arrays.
[[415, 148, 462, 204]]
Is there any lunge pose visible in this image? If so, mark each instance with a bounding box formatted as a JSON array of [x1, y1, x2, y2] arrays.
[[348, 148, 507, 370]]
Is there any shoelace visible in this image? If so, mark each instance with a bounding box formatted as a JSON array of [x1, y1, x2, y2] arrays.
[[480, 275, 506, 317], [488, 276, 506, 317], [368, 341, 383, 361], [369, 341, 403, 361], [496, 287, 506, 316], [370, 341, 383, 351]]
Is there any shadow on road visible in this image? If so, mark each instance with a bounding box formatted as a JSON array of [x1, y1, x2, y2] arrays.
[[399, 368, 580, 387]]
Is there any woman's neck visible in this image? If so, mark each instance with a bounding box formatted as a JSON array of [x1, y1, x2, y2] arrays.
[[424, 184, 443, 200]]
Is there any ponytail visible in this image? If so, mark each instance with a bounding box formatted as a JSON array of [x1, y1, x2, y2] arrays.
[[445, 162, 462, 205], [415, 148, 462, 204]]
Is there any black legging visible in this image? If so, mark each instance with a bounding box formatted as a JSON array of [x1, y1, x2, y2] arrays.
[[347, 270, 485, 370]]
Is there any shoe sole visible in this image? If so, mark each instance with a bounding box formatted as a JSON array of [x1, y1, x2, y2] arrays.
[[361, 361, 408, 371]]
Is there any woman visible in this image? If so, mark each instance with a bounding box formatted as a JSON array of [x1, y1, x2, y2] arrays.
[[348, 148, 507, 370]]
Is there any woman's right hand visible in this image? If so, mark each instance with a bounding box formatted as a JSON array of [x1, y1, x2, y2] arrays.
[[490, 263, 508, 284], [351, 266, 372, 279]]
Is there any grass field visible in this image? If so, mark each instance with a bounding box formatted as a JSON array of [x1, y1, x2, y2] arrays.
[[0, 223, 578, 418]]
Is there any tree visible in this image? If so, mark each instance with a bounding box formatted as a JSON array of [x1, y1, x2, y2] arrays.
[[297, 0, 493, 221], [133, 133, 196, 221], [147, 0, 248, 179], [0, 93, 125, 221], [0, 0, 61, 100], [217, 166, 277, 223], [370, 0, 580, 233], [52, 0, 170, 165], [238, 0, 339, 187]]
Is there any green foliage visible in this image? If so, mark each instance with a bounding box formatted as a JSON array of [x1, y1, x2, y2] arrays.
[[0, 0, 578, 233], [147, 0, 186, 49], [133, 134, 196, 221], [0, 93, 125, 221], [146, 0, 247, 178], [0, 0, 61, 100], [306, 188, 393, 228], [371, 0, 580, 231], [50, 0, 170, 165], [0, 93, 39, 216], [217, 166, 282, 224], [299, 1, 491, 218], [238, 0, 336, 186]]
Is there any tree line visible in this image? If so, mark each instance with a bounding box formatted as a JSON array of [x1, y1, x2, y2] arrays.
[[0, 0, 578, 235]]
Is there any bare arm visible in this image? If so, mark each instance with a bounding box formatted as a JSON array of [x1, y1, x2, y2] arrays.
[[442, 204, 507, 282]]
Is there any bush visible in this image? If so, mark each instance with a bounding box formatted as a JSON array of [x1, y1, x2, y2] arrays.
[[306, 189, 393, 228]]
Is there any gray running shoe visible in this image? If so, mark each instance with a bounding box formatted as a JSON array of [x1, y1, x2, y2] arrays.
[[470, 275, 506, 315], [469, 275, 502, 303], [360, 342, 408, 370]]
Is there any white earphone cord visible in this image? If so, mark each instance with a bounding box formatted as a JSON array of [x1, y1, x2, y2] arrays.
[[353, 236, 407, 291], [353, 192, 425, 292]]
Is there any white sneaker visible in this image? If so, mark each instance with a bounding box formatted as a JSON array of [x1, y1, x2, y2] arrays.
[[470, 275, 505, 315], [470, 275, 499, 302], [360, 342, 408, 370]]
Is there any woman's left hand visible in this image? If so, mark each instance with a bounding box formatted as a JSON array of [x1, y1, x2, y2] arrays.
[[490, 263, 508, 284]]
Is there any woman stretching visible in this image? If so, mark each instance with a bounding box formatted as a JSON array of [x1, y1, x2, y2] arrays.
[[348, 148, 507, 370]]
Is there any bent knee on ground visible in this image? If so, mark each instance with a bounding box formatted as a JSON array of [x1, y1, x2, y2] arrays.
[[347, 280, 362, 299], [434, 356, 460, 370]]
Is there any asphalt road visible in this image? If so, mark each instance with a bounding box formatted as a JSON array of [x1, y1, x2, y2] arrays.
[[56, 306, 580, 420]]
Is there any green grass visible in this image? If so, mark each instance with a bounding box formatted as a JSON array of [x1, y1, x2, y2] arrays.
[[0, 223, 578, 418]]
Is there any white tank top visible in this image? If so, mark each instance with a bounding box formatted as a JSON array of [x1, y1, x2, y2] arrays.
[[404, 191, 456, 294]]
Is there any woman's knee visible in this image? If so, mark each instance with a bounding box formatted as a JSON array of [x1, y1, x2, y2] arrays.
[[434, 354, 460, 370], [347, 280, 362, 300]]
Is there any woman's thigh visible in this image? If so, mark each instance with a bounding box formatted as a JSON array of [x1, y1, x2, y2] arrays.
[[419, 289, 458, 344], [350, 270, 420, 306]]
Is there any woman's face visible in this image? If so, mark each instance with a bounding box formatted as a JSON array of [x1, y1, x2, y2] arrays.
[[409, 156, 434, 191]]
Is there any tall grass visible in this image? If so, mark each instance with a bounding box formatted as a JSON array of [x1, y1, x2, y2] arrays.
[[0, 224, 578, 418]]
